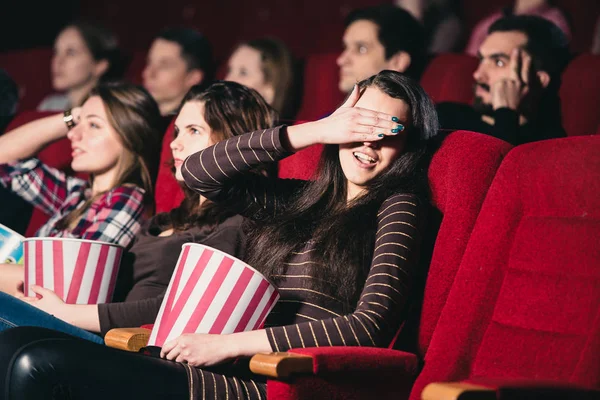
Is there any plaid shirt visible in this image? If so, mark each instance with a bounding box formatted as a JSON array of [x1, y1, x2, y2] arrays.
[[0, 158, 146, 248]]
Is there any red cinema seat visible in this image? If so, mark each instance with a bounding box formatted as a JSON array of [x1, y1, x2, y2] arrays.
[[559, 53, 600, 137], [420, 54, 479, 105], [248, 130, 513, 399], [3, 111, 75, 236], [277, 143, 323, 180], [125, 50, 147, 86], [154, 120, 184, 214], [0, 48, 54, 111], [295, 53, 344, 123], [414, 135, 600, 399]]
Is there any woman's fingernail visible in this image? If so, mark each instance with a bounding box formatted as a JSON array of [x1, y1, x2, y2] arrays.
[[398, 124, 405, 131], [378, 134, 385, 138], [392, 116, 399, 122], [391, 128, 399, 134]]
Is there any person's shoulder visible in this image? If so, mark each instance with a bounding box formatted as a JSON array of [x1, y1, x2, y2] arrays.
[[436, 102, 481, 130], [37, 94, 70, 111], [379, 193, 420, 213], [100, 185, 145, 206], [436, 102, 474, 115], [215, 214, 246, 230]]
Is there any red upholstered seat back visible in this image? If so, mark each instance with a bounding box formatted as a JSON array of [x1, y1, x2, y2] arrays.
[[411, 135, 600, 399], [125, 50, 147, 85], [420, 54, 479, 105], [559, 53, 600, 137], [277, 143, 323, 180], [295, 53, 344, 123], [417, 131, 512, 355], [154, 120, 185, 213], [4, 111, 76, 236], [0, 48, 53, 111]]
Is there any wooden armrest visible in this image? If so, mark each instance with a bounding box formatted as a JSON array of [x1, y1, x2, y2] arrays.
[[422, 381, 600, 400], [249, 352, 313, 379], [104, 327, 151, 352]]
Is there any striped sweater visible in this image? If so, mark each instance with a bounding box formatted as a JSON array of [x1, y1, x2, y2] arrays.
[[181, 126, 423, 399]]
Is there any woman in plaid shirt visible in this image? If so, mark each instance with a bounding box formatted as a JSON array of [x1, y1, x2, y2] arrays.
[[0, 83, 163, 293]]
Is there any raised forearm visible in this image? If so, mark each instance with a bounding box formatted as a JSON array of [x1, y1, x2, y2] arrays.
[[0, 113, 68, 164], [284, 122, 321, 151]]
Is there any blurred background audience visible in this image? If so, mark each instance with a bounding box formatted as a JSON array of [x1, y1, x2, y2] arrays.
[[225, 38, 295, 119], [38, 21, 124, 111]]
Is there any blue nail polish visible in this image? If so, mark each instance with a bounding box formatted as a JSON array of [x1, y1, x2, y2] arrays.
[[398, 124, 405, 131], [391, 128, 399, 134], [378, 134, 384, 138], [392, 116, 399, 122]]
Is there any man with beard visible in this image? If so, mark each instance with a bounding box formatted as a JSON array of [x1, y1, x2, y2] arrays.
[[437, 15, 570, 145]]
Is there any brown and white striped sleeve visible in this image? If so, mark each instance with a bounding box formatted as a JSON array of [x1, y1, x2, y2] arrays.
[[266, 193, 422, 350], [181, 126, 303, 219]]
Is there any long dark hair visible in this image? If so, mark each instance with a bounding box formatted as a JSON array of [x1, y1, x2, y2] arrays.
[[247, 71, 438, 309], [153, 81, 276, 233]]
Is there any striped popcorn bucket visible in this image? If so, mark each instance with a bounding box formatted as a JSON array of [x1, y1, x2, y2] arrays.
[[0, 223, 25, 264], [148, 243, 280, 348], [23, 238, 123, 304]]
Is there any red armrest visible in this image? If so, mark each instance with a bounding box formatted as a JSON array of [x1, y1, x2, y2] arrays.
[[287, 346, 419, 376]]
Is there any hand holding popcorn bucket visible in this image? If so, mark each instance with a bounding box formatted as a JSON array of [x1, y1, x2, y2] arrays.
[[148, 243, 280, 348], [0, 223, 25, 264], [23, 238, 123, 304]]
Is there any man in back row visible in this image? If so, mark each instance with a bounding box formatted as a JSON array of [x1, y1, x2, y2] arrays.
[[337, 4, 425, 93], [437, 15, 570, 145], [142, 28, 214, 116]]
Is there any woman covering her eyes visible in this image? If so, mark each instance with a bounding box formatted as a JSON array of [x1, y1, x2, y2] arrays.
[[0, 71, 438, 400]]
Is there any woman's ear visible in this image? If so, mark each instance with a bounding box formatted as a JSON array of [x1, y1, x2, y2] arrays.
[[261, 85, 275, 105], [536, 70, 551, 89], [185, 69, 204, 88], [93, 59, 109, 78], [387, 51, 412, 74]]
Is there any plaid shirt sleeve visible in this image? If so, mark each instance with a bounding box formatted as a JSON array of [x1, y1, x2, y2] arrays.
[[77, 186, 147, 248], [0, 158, 86, 216]]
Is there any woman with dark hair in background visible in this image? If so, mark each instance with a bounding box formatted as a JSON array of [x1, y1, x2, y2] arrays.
[[225, 37, 296, 119], [0, 71, 438, 400], [38, 20, 125, 111]]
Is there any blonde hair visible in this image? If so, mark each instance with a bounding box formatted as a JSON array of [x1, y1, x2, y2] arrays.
[[240, 38, 295, 118]]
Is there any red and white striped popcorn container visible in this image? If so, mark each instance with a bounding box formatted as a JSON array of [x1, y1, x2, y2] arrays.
[[148, 243, 280, 348], [23, 238, 124, 304]]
